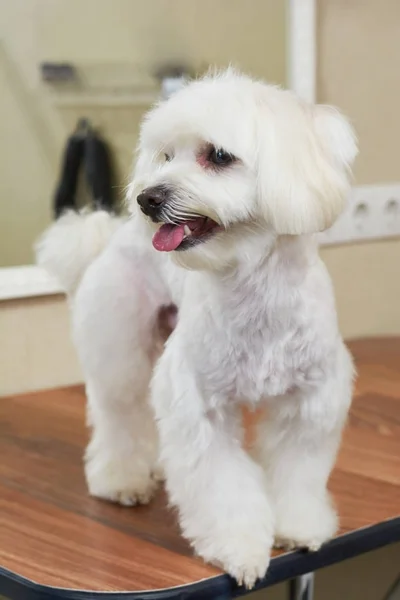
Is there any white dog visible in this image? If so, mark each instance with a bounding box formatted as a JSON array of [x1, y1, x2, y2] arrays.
[[37, 70, 357, 588]]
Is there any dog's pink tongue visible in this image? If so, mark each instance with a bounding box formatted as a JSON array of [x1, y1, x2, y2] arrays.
[[152, 223, 185, 252]]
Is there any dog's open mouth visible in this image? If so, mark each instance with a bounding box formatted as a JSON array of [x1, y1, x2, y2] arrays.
[[152, 217, 221, 252]]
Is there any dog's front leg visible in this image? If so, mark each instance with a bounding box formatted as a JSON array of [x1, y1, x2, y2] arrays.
[[151, 352, 274, 589], [253, 346, 353, 551]]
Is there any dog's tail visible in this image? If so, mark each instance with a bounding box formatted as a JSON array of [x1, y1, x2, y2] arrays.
[[36, 209, 123, 296]]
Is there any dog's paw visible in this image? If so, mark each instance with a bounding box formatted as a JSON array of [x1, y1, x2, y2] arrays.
[[193, 527, 272, 589], [85, 455, 158, 506], [222, 543, 271, 589], [274, 536, 322, 552], [273, 493, 337, 552]]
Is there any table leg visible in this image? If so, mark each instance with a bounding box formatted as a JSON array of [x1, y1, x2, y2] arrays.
[[383, 574, 400, 600], [288, 573, 315, 600]]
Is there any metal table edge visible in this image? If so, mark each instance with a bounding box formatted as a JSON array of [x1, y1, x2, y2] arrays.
[[1, 517, 399, 600]]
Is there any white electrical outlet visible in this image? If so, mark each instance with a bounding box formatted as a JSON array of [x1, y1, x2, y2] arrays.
[[319, 184, 400, 246]]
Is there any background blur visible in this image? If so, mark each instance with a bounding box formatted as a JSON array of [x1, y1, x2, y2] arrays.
[[0, 0, 286, 267]]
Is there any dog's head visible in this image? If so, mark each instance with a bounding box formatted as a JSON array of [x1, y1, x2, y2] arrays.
[[129, 70, 357, 270]]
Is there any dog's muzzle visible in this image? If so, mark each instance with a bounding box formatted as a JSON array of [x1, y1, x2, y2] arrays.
[[137, 186, 168, 222]]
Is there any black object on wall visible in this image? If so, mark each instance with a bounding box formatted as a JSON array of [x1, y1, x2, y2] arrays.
[[53, 118, 116, 219]]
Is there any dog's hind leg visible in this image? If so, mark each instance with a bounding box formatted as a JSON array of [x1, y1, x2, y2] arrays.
[[73, 229, 172, 505], [84, 371, 159, 506]]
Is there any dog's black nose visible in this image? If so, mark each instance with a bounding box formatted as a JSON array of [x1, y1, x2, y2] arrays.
[[137, 186, 167, 216]]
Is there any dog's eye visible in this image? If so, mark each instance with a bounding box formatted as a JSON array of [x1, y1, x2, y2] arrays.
[[164, 153, 172, 162], [208, 147, 235, 166]]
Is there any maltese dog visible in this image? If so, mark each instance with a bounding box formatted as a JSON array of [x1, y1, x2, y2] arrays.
[[37, 69, 357, 588]]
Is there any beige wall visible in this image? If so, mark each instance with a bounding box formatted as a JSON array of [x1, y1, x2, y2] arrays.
[[0, 295, 82, 396], [0, 0, 286, 267], [318, 0, 400, 337], [318, 0, 400, 184], [321, 239, 400, 340]]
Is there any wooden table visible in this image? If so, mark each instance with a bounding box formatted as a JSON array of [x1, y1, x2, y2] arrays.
[[1, 338, 400, 599]]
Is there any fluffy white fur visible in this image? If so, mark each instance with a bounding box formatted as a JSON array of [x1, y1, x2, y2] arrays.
[[36, 209, 123, 295], [36, 70, 357, 588]]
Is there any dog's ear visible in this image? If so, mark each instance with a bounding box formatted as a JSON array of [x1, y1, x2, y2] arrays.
[[257, 101, 358, 235]]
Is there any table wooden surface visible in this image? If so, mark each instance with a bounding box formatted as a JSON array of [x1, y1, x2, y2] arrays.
[[1, 338, 400, 599]]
